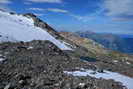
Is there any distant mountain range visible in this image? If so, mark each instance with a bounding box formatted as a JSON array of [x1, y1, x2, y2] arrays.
[[76, 31, 133, 54]]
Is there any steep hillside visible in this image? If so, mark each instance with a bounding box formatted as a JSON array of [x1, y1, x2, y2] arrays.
[[60, 32, 133, 62], [59, 32, 108, 56]]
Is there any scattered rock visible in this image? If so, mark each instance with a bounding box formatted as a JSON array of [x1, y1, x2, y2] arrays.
[[0, 40, 127, 89]]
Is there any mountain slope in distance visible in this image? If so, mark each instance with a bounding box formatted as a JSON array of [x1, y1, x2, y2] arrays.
[[76, 31, 133, 54], [59, 32, 108, 56]]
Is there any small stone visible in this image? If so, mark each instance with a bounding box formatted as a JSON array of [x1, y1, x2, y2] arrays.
[[79, 83, 85, 87], [97, 69, 104, 73], [90, 71, 97, 75], [19, 80, 24, 84]]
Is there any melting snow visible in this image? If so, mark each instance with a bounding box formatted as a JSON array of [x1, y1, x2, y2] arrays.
[[0, 54, 5, 62], [0, 11, 72, 50], [64, 69, 133, 89], [27, 46, 33, 50]]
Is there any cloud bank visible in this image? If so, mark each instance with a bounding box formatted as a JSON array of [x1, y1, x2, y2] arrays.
[[0, 0, 13, 12], [103, 0, 133, 20]]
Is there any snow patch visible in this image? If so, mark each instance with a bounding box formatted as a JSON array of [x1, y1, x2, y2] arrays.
[[0, 11, 72, 50], [62, 41, 76, 49], [27, 46, 33, 50], [0, 54, 5, 62], [0, 32, 17, 42], [64, 69, 133, 89], [126, 62, 131, 65]]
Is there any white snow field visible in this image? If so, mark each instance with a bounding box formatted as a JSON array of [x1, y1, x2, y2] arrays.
[[64, 69, 133, 89], [0, 11, 72, 50], [0, 32, 17, 42]]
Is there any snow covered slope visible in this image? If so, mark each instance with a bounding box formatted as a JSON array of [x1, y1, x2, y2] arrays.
[[0, 10, 71, 50], [0, 32, 17, 42]]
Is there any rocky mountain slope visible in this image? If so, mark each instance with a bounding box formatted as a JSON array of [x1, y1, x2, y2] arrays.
[[0, 10, 133, 89], [76, 31, 133, 54], [60, 32, 108, 56], [0, 40, 126, 89], [60, 32, 133, 77]]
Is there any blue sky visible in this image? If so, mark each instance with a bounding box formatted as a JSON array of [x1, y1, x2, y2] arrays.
[[0, 0, 133, 34]]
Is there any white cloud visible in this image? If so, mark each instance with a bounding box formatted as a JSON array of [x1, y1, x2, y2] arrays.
[[34, 13, 44, 16], [27, 0, 62, 3], [27, 8, 68, 13], [46, 8, 68, 13], [28, 8, 45, 11], [103, 0, 133, 20], [0, 5, 13, 12], [0, 0, 11, 4], [69, 14, 93, 22]]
